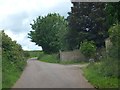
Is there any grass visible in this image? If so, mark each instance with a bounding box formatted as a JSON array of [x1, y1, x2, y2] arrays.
[[83, 63, 119, 88], [2, 53, 26, 89], [39, 54, 60, 63], [38, 53, 88, 65], [2, 60, 25, 88], [60, 60, 88, 65], [29, 51, 120, 88], [2, 69, 22, 88], [25, 50, 43, 58]]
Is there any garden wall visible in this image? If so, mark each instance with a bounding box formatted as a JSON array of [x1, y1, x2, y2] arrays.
[[59, 50, 86, 62], [105, 38, 112, 53]]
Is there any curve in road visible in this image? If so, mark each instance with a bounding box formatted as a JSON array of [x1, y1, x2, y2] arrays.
[[13, 58, 94, 88]]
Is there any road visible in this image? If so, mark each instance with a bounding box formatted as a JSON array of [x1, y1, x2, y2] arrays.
[[13, 58, 94, 88]]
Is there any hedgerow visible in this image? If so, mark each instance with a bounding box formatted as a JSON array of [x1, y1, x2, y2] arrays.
[[2, 31, 27, 88]]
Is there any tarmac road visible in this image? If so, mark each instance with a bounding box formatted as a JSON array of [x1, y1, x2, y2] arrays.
[[13, 58, 94, 88]]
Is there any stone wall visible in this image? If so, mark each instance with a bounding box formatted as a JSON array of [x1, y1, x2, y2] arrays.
[[59, 50, 86, 62], [105, 38, 112, 53]]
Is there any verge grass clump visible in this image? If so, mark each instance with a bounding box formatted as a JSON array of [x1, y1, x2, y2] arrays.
[[83, 62, 119, 88]]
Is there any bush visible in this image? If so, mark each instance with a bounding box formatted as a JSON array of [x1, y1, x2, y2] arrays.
[[100, 57, 119, 77], [83, 63, 119, 88], [25, 50, 42, 58], [37, 52, 44, 60], [24, 51, 30, 58], [80, 40, 96, 59], [102, 24, 120, 77], [108, 24, 120, 59], [93, 24, 120, 78], [2, 31, 26, 88]]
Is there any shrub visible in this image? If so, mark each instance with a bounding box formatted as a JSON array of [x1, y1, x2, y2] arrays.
[[97, 24, 120, 77], [2, 31, 26, 88], [100, 57, 119, 77], [37, 52, 44, 60], [108, 24, 120, 59], [80, 40, 96, 59]]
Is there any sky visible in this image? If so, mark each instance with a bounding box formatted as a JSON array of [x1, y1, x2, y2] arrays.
[[0, 0, 72, 51]]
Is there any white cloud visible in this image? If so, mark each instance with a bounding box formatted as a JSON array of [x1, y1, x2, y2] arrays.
[[0, 0, 72, 50], [4, 30, 42, 50]]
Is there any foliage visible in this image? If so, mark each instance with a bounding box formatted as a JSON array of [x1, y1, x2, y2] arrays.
[[96, 24, 120, 78], [23, 51, 30, 58], [0, 31, 2, 89], [80, 40, 96, 58], [66, 2, 109, 50], [83, 63, 119, 88], [38, 53, 59, 63], [100, 57, 119, 77], [108, 24, 120, 59], [28, 13, 68, 53], [83, 24, 120, 88], [25, 50, 42, 58], [106, 2, 120, 26], [2, 31, 26, 88]]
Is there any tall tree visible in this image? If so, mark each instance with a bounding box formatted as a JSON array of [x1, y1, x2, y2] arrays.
[[66, 2, 109, 50], [106, 2, 120, 25], [28, 13, 68, 53]]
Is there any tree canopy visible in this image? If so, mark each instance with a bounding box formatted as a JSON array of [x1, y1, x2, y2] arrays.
[[28, 13, 68, 53], [106, 2, 120, 25], [66, 2, 109, 50]]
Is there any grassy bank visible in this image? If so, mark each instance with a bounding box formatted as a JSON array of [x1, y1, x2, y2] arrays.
[[2, 31, 27, 88], [24, 50, 43, 58], [83, 63, 119, 88], [38, 53, 60, 63], [2, 60, 25, 88]]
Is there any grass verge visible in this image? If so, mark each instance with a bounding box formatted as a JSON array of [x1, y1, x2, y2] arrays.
[[25, 50, 43, 58], [2, 59, 26, 88], [83, 63, 119, 88], [38, 53, 88, 65], [39, 54, 60, 63], [60, 61, 88, 65]]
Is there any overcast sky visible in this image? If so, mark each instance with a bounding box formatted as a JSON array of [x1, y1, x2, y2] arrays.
[[0, 0, 72, 51]]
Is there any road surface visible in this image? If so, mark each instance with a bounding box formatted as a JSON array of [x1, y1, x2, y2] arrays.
[[13, 58, 94, 88]]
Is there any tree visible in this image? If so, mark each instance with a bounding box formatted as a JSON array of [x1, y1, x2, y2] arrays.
[[66, 2, 109, 50], [106, 2, 120, 26], [28, 13, 68, 53]]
